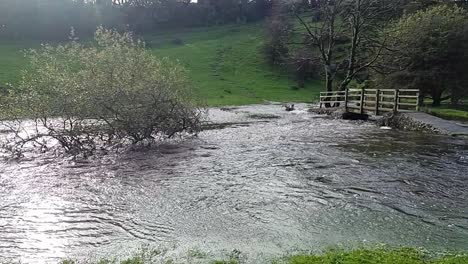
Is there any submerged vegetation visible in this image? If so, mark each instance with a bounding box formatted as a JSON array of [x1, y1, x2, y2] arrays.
[[0, 28, 203, 155]]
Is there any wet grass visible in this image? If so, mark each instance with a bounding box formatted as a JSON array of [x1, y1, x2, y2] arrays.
[[426, 105, 468, 122], [0, 23, 322, 106]]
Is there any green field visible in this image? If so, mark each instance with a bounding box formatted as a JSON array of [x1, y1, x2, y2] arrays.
[[0, 23, 322, 106]]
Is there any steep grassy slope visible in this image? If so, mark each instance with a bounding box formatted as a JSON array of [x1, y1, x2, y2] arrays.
[[145, 23, 321, 105], [0, 23, 321, 106]]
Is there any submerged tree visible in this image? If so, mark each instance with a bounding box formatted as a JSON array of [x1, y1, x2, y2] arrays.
[[0, 28, 204, 156]]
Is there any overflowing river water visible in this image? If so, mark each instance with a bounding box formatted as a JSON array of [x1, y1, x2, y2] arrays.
[[0, 104, 467, 263]]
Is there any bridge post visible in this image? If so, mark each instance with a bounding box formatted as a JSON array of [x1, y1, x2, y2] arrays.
[[360, 88, 365, 114], [375, 89, 380, 115], [344, 89, 349, 112], [393, 89, 399, 113], [416, 91, 420, 111]]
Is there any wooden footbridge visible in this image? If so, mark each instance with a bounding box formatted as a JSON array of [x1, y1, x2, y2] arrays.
[[319, 89, 420, 115], [318, 88, 468, 136]]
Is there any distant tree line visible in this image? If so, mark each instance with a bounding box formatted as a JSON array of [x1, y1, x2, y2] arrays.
[[0, 0, 272, 40]]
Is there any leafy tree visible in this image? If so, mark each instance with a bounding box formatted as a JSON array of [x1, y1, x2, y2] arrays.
[[378, 4, 468, 106], [0, 28, 204, 156]]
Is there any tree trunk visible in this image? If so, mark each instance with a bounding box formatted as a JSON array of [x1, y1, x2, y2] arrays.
[[324, 69, 334, 108], [431, 91, 442, 107], [296, 62, 307, 88], [325, 66, 333, 92], [297, 75, 305, 88], [451, 85, 461, 106], [432, 98, 441, 107]]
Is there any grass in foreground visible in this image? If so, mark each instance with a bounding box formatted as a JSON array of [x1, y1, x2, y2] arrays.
[[287, 248, 468, 264], [425, 105, 468, 122], [58, 248, 468, 264], [0, 23, 322, 106]]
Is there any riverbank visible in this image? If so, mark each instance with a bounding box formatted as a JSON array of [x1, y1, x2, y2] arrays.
[[287, 248, 468, 264], [59, 247, 468, 264], [381, 112, 468, 136], [308, 106, 468, 136]]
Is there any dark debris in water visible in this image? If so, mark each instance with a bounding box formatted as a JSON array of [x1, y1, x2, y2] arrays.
[[219, 107, 239, 112], [201, 122, 254, 131], [0, 128, 13, 134], [247, 113, 281, 119]]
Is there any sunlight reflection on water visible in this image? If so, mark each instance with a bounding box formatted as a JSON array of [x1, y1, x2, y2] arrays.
[[1, 104, 467, 263]]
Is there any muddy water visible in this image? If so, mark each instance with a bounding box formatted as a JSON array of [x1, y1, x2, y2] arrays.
[[0, 104, 467, 263]]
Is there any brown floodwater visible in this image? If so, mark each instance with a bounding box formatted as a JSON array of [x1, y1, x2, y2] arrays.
[[0, 104, 467, 263]]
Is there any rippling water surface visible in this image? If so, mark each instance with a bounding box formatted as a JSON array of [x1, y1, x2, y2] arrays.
[[1, 104, 467, 263]]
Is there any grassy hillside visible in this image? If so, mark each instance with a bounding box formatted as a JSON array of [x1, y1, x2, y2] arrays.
[[0, 41, 30, 86], [0, 23, 322, 106]]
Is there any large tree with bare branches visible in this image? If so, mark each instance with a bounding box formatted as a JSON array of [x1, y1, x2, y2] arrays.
[[294, 0, 403, 93]]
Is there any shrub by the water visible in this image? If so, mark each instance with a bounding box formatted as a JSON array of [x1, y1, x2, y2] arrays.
[[0, 27, 204, 156]]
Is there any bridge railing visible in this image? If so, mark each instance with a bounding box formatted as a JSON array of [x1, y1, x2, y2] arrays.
[[319, 89, 420, 115], [319, 91, 346, 108]]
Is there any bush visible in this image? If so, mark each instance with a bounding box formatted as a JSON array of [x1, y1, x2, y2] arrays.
[[0, 27, 204, 156]]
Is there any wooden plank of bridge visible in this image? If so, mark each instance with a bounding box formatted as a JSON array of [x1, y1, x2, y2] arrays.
[[375, 89, 380, 115]]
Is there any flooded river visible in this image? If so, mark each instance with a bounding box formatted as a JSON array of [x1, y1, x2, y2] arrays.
[[1, 104, 467, 263]]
